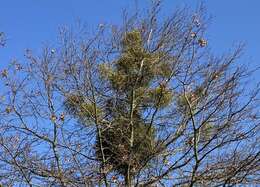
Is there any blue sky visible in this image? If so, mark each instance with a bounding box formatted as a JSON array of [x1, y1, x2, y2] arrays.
[[0, 0, 259, 81]]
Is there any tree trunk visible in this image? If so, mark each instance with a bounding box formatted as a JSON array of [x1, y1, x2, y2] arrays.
[[125, 174, 132, 187]]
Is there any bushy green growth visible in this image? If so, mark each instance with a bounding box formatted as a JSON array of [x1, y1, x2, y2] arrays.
[[149, 85, 172, 107], [139, 85, 173, 108], [96, 115, 155, 176], [67, 30, 174, 178], [114, 31, 154, 90], [99, 30, 172, 92], [96, 30, 175, 176], [65, 94, 103, 122], [121, 30, 143, 52]]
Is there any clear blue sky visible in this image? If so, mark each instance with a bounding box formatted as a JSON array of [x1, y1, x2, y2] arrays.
[[0, 0, 259, 80]]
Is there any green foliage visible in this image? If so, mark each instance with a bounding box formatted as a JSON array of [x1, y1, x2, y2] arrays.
[[67, 30, 175, 177], [122, 30, 143, 52], [65, 94, 103, 122], [99, 30, 173, 92], [96, 116, 155, 176], [141, 85, 173, 108]]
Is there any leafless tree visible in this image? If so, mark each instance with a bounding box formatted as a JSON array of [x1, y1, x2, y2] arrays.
[[0, 1, 259, 186]]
